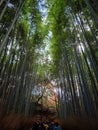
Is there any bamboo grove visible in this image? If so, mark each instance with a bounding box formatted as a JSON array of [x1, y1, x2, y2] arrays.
[[0, 0, 98, 119]]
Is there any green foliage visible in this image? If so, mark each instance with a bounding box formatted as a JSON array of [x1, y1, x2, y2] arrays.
[[0, 0, 98, 117]]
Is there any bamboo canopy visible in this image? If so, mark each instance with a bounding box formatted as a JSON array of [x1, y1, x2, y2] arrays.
[[0, 0, 98, 120]]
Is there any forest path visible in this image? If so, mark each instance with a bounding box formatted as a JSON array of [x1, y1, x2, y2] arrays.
[[0, 113, 98, 130]]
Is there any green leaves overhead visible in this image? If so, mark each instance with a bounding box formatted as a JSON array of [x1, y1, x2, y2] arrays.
[[0, 0, 98, 118]]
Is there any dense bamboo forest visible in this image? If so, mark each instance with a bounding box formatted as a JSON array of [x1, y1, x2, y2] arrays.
[[0, 0, 98, 129]]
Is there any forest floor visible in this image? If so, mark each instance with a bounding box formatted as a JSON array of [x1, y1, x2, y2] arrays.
[[0, 113, 98, 130]]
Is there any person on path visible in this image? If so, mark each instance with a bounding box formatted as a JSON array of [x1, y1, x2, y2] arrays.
[[43, 122, 49, 130], [48, 122, 55, 130], [54, 122, 62, 130], [38, 122, 46, 130]]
